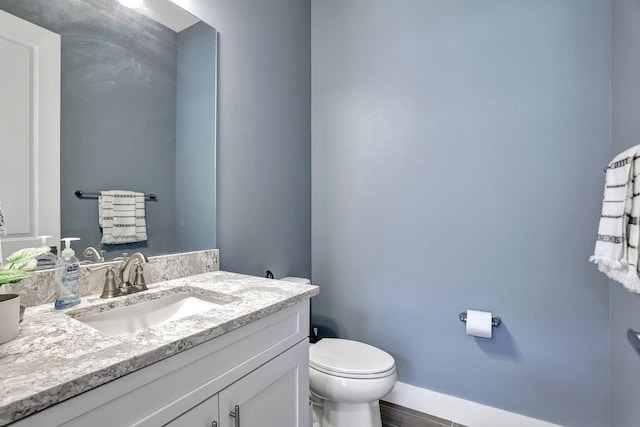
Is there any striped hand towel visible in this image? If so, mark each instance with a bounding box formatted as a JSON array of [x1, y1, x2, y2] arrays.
[[0, 202, 6, 236], [99, 190, 148, 244], [590, 145, 640, 293], [0, 202, 4, 265]]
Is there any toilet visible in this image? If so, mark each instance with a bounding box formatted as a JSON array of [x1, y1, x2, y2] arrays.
[[309, 338, 397, 427], [280, 277, 397, 427]]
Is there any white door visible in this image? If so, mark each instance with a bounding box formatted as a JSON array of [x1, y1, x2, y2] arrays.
[[0, 10, 60, 261], [219, 340, 309, 427]]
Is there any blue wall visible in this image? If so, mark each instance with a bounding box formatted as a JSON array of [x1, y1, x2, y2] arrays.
[[311, 1, 611, 425], [176, 22, 217, 252], [611, 0, 640, 425], [176, 0, 311, 279]]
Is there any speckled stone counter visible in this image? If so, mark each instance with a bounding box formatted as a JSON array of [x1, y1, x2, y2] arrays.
[[0, 271, 318, 425], [3, 249, 220, 307]]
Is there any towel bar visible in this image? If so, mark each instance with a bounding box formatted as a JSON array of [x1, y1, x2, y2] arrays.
[[459, 311, 502, 327], [628, 329, 640, 355], [75, 190, 157, 200]]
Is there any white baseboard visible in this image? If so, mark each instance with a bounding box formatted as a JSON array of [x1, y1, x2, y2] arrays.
[[383, 382, 563, 427]]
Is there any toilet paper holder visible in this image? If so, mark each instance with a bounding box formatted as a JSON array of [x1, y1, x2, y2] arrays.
[[459, 311, 502, 327], [628, 329, 640, 355]]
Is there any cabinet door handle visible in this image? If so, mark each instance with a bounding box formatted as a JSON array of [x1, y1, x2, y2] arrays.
[[211, 422, 217, 427], [229, 405, 240, 427]]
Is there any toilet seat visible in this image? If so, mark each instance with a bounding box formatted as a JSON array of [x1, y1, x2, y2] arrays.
[[309, 338, 396, 379]]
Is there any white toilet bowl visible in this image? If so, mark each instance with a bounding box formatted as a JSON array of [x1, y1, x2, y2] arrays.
[[309, 338, 397, 427], [277, 277, 397, 427]]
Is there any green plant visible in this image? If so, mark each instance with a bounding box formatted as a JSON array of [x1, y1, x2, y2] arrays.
[[0, 247, 51, 287]]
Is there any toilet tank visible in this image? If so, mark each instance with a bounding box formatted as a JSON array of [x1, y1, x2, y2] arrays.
[[280, 277, 311, 285]]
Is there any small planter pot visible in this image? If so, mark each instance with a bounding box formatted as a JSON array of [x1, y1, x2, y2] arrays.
[[0, 293, 20, 344]]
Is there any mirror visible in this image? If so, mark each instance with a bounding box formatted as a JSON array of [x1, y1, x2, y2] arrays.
[[0, 0, 217, 259]]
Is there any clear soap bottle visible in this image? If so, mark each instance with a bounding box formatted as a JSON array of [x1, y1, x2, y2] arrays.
[[54, 237, 81, 309], [36, 235, 58, 269]]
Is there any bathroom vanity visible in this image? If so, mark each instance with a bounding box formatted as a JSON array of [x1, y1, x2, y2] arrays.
[[0, 271, 318, 426]]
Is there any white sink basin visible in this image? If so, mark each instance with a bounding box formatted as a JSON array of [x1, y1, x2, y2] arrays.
[[73, 293, 226, 336]]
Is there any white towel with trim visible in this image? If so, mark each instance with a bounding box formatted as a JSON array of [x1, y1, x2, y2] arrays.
[[0, 202, 6, 236], [0, 201, 6, 265], [590, 145, 640, 293], [99, 190, 148, 244]]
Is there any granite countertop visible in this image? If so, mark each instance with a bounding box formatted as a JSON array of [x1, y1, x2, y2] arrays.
[[0, 271, 319, 425]]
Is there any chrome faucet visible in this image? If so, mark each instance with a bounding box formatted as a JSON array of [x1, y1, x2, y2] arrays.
[[90, 252, 149, 299], [83, 247, 105, 263], [120, 252, 149, 294]]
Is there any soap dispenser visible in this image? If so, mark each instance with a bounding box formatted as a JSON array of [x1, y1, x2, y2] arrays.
[[54, 237, 81, 309], [35, 235, 57, 269]]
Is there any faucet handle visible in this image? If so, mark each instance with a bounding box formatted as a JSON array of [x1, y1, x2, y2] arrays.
[[113, 253, 129, 262], [83, 246, 105, 263], [133, 265, 147, 291], [99, 267, 120, 299], [88, 262, 118, 272]]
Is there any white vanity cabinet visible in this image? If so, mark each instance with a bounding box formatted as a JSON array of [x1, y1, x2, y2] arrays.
[[163, 393, 219, 426], [166, 340, 306, 427], [217, 341, 305, 427], [12, 300, 310, 427]]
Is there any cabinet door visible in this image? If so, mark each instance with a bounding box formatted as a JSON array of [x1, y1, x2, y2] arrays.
[[219, 340, 309, 427], [164, 394, 219, 427]]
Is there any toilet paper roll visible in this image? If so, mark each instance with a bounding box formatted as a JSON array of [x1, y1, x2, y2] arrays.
[[466, 310, 493, 339]]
